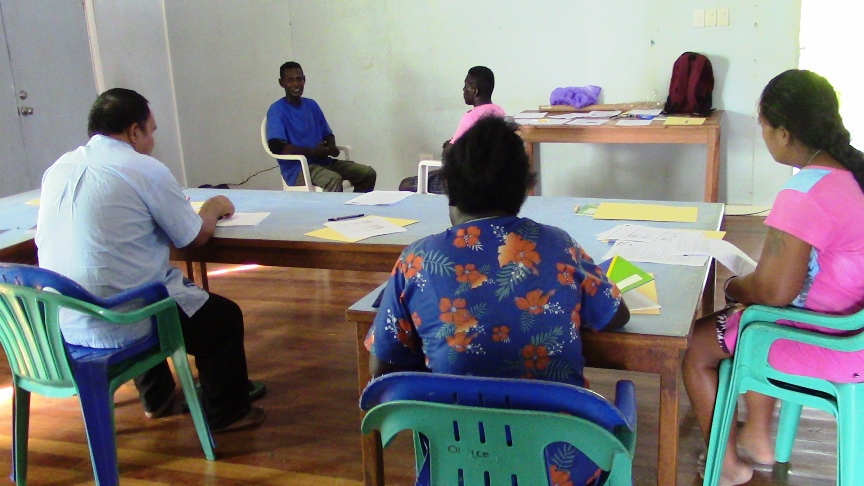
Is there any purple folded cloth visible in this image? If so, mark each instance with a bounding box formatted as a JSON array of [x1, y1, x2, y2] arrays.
[[550, 85, 602, 109]]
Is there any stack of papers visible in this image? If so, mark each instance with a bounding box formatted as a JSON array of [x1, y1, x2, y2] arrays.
[[188, 201, 269, 227], [616, 119, 653, 126], [518, 118, 569, 126], [217, 212, 270, 227], [345, 191, 414, 206], [513, 112, 547, 119], [624, 109, 663, 117], [600, 255, 660, 314], [593, 202, 698, 223], [306, 216, 418, 243], [664, 117, 706, 126], [606, 255, 654, 293], [567, 119, 608, 126], [597, 223, 756, 274]]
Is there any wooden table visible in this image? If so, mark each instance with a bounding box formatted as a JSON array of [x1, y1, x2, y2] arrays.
[[346, 197, 723, 486], [3, 188, 722, 485], [518, 110, 723, 202], [0, 189, 40, 265]]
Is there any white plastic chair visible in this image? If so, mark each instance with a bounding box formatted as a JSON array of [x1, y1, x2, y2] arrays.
[[417, 160, 443, 194], [261, 117, 352, 192]]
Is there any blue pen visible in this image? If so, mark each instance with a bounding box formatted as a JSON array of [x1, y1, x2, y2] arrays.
[[328, 213, 365, 221]]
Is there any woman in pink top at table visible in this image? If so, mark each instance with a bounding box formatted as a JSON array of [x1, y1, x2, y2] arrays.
[[399, 66, 506, 193], [683, 69, 864, 485]]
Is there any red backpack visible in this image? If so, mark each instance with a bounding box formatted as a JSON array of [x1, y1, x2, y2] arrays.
[[663, 52, 714, 115]]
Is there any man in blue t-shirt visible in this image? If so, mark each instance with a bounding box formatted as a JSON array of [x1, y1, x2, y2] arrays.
[[266, 62, 376, 192]]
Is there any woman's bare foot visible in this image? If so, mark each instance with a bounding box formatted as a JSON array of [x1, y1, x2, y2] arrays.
[[738, 424, 776, 465], [721, 455, 754, 486]]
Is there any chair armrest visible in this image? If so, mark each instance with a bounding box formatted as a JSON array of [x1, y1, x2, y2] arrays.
[[336, 145, 351, 160], [99, 281, 169, 308], [741, 304, 864, 333]]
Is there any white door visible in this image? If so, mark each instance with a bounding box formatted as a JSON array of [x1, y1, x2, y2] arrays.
[[0, 0, 96, 198]]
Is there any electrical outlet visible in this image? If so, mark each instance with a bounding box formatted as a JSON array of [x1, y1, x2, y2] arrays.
[[717, 7, 729, 26], [693, 9, 705, 28], [705, 9, 717, 27], [420, 153, 433, 162]]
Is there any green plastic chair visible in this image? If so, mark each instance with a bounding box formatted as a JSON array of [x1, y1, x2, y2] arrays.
[[704, 304, 864, 486], [0, 263, 215, 485], [361, 372, 636, 486]]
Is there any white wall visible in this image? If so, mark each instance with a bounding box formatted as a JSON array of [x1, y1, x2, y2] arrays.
[[282, 0, 801, 204], [164, 1, 293, 190], [86, 0, 801, 203], [86, 0, 186, 183]]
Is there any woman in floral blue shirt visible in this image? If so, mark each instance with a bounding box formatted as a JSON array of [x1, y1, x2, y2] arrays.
[[366, 116, 630, 486]]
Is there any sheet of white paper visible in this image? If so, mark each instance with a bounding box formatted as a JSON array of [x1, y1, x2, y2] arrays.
[[512, 112, 547, 119], [616, 119, 653, 126], [323, 215, 407, 240], [624, 109, 663, 116], [672, 238, 757, 275], [586, 110, 622, 118], [216, 212, 270, 227], [345, 191, 414, 206], [548, 112, 590, 119], [601, 240, 709, 266], [597, 224, 704, 243], [517, 118, 569, 126], [623, 287, 661, 311], [566, 119, 608, 126]]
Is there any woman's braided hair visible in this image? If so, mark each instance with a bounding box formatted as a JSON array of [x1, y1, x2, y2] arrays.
[[759, 69, 864, 192]]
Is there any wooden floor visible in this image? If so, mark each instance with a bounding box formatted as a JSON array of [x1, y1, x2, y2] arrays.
[[0, 215, 838, 485]]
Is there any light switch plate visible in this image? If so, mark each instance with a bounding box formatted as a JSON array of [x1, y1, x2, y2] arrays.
[[693, 9, 705, 27], [718, 8, 729, 26], [705, 9, 717, 27]]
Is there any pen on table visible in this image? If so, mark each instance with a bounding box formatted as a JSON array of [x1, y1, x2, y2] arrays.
[[328, 214, 365, 222]]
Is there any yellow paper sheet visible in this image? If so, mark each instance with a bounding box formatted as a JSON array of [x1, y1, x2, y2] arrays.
[[593, 202, 698, 223], [629, 278, 660, 315], [190, 201, 204, 212], [26, 199, 39, 205], [305, 216, 419, 242], [664, 117, 706, 126]]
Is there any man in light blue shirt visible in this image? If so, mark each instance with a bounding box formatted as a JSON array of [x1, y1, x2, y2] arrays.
[[37, 88, 264, 431], [266, 61, 376, 191]]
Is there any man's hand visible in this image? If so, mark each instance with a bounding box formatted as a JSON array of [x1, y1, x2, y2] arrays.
[[320, 140, 340, 158], [314, 141, 332, 158], [186, 195, 235, 248], [200, 195, 235, 221]]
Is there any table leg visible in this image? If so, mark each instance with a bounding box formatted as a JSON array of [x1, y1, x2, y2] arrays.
[[702, 260, 716, 315], [657, 350, 683, 486], [356, 321, 385, 486], [185, 261, 210, 291], [525, 142, 539, 196], [705, 127, 721, 202]]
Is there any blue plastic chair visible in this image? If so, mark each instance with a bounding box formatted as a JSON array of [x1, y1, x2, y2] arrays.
[[704, 304, 864, 486], [0, 263, 215, 485], [360, 372, 636, 486]]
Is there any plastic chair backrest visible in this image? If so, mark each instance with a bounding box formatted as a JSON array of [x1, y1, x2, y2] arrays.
[[704, 304, 864, 486], [361, 372, 633, 430], [0, 263, 168, 394], [0, 267, 81, 395], [261, 117, 353, 192], [416, 160, 442, 194], [0, 263, 215, 485], [361, 372, 635, 486]]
